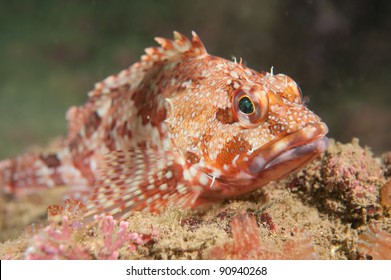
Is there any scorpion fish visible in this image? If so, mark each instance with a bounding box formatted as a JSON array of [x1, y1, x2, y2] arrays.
[[0, 32, 328, 220]]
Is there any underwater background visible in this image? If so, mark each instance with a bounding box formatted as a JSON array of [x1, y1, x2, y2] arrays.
[[0, 0, 390, 157]]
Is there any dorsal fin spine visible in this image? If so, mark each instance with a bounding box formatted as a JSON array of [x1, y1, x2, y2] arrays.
[[89, 32, 206, 98]]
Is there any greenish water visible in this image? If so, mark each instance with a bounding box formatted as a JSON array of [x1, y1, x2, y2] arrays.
[[0, 0, 390, 158]]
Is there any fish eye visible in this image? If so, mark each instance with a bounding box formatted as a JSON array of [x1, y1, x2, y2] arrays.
[[238, 96, 255, 115], [233, 87, 269, 128]]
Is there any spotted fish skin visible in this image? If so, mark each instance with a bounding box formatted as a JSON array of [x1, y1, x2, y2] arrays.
[[0, 32, 328, 219]]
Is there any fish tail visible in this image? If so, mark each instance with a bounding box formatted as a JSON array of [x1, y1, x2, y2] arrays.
[[0, 147, 91, 197]]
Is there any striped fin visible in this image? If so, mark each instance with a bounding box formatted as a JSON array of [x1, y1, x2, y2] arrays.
[[84, 147, 211, 221]]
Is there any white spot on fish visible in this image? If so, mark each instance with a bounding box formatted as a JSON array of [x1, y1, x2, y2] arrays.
[[199, 173, 209, 186], [165, 170, 173, 179], [159, 183, 168, 191], [230, 71, 239, 79]]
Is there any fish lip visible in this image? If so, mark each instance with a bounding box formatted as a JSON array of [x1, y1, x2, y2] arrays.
[[263, 136, 329, 170], [247, 122, 329, 175]]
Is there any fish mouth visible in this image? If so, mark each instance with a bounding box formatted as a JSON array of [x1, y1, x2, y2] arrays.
[[245, 122, 329, 178]]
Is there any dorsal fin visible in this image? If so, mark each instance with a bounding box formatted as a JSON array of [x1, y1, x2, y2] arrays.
[[89, 31, 207, 98], [149, 31, 207, 62]]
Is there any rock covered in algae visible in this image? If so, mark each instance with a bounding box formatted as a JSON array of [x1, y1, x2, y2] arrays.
[[290, 138, 385, 221]]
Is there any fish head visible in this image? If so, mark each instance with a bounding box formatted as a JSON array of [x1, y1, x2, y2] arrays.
[[227, 73, 329, 187], [165, 38, 328, 196]]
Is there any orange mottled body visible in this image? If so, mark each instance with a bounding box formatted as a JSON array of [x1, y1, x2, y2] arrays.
[[0, 32, 328, 220]]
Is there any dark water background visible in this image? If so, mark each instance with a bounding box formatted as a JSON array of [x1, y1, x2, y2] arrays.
[[0, 0, 390, 157]]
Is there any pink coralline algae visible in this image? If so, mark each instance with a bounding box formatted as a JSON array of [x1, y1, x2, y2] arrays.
[[25, 213, 155, 260], [25, 199, 156, 259], [94, 214, 139, 260], [25, 217, 91, 260], [47, 198, 87, 228], [25, 199, 89, 259]]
